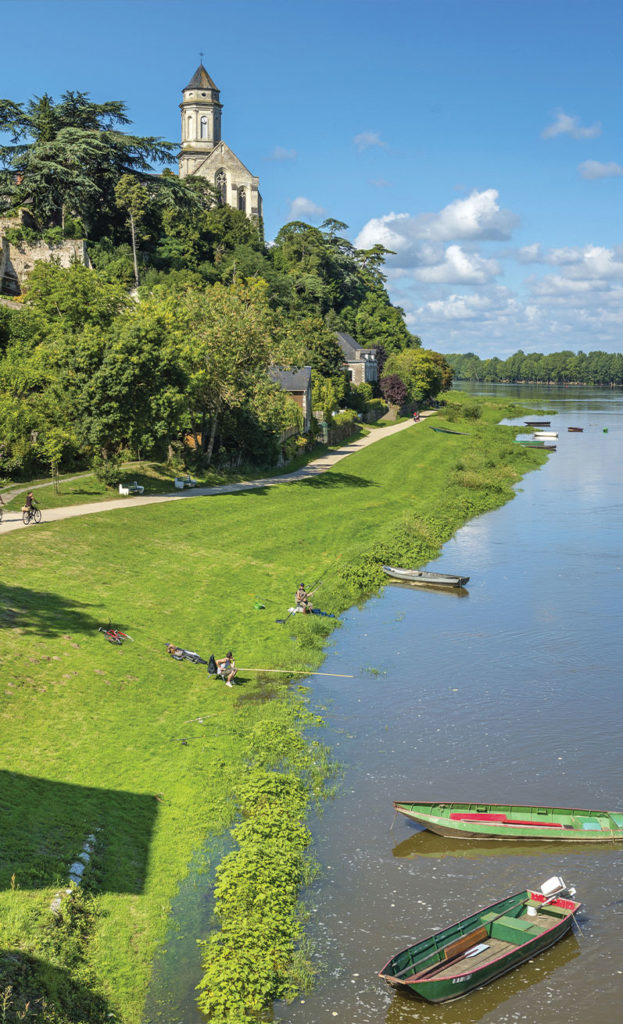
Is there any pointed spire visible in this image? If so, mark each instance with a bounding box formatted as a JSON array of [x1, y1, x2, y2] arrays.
[[184, 62, 219, 91]]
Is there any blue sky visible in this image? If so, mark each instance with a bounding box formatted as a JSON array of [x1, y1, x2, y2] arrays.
[[2, 0, 623, 356]]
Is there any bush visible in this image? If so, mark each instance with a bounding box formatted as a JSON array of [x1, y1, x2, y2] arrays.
[[92, 454, 123, 488], [380, 374, 407, 406]]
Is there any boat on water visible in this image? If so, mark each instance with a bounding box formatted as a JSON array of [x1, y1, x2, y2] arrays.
[[382, 566, 470, 588], [393, 800, 623, 840], [378, 877, 579, 1003], [524, 420, 551, 426], [568, 426, 584, 432], [533, 431, 558, 438]]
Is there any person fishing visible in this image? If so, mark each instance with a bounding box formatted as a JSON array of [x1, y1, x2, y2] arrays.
[[295, 583, 314, 614], [216, 651, 237, 686]]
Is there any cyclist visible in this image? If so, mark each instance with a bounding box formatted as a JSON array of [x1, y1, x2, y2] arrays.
[[22, 491, 41, 524]]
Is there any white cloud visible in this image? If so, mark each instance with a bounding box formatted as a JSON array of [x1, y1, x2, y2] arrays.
[[413, 245, 500, 284], [355, 189, 518, 256], [288, 196, 326, 221], [421, 293, 495, 320], [353, 130, 388, 151], [417, 190, 519, 242], [541, 111, 602, 140], [369, 177, 391, 187], [268, 146, 297, 161], [579, 159, 623, 180], [517, 243, 543, 263]]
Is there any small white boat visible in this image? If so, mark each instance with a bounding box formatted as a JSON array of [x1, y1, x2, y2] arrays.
[[533, 431, 558, 439], [382, 566, 470, 588]]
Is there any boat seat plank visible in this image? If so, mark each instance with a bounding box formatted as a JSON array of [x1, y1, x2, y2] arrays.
[[423, 937, 511, 980]]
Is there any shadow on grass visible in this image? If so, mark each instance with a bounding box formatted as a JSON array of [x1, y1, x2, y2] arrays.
[[0, 771, 158, 894], [0, 949, 112, 1023], [299, 471, 375, 489], [0, 585, 101, 638]]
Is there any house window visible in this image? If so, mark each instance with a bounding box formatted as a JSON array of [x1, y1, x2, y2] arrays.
[[187, 115, 192, 139], [215, 169, 226, 204], [200, 116, 208, 139], [237, 187, 246, 213]]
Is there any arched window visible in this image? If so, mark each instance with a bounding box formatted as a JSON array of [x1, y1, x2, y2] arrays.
[[215, 169, 226, 204], [237, 188, 246, 213], [200, 116, 208, 139], [187, 115, 192, 139]]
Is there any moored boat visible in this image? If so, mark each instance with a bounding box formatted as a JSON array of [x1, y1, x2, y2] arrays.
[[393, 800, 623, 840], [382, 566, 470, 588], [524, 420, 551, 426], [533, 431, 558, 438], [379, 877, 579, 1003], [568, 426, 583, 432]]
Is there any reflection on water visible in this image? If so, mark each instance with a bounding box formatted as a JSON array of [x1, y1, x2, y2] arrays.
[[383, 931, 581, 1024], [273, 385, 623, 1024], [386, 582, 470, 598], [392, 829, 622, 861]]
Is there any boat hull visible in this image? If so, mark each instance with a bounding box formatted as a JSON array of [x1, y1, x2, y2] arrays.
[[393, 800, 623, 841], [382, 566, 469, 588], [379, 888, 580, 1003]]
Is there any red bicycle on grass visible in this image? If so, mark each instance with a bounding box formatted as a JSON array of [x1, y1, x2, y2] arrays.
[[99, 625, 133, 645]]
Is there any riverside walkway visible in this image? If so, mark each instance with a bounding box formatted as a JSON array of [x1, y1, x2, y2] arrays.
[[0, 415, 429, 536]]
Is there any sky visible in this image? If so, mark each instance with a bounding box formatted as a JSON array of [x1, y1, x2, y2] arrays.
[[2, 0, 623, 357]]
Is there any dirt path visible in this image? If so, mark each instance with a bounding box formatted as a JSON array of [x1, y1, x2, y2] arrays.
[[0, 415, 430, 537]]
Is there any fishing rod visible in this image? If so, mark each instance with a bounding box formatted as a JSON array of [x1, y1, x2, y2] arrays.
[[236, 667, 353, 678]]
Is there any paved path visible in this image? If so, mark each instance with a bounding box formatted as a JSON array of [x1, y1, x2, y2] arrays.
[[0, 415, 430, 537]]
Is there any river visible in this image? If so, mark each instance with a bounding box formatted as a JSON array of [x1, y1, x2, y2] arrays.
[[145, 385, 623, 1024], [271, 384, 623, 1024]]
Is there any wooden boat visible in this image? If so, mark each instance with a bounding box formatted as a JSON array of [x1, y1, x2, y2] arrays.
[[393, 800, 623, 841], [382, 566, 470, 588], [568, 426, 583, 432], [429, 426, 470, 435], [379, 877, 579, 1003], [524, 420, 551, 426]]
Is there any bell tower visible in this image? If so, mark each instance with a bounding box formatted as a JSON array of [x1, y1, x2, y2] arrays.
[[179, 62, 223, 177]]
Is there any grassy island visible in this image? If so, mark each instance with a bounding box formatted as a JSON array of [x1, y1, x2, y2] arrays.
[[0, 395, 547, 1023]]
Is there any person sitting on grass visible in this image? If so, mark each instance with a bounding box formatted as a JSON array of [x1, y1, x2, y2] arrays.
[[216, 651, 237, 687], [295, 583, 314, 614], [166, 643, 185, 660]]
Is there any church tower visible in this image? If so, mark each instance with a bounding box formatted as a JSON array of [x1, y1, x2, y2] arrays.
[[178, 62, 262, 225]]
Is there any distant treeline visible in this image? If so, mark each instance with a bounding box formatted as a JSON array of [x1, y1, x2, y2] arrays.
[[446, 349, 623, 385]]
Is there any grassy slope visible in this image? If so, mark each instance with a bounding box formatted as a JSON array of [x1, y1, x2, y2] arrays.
[[0, 400, 546, 1022]]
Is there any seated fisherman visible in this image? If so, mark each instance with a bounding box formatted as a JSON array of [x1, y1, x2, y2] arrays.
[[295, 583, 314, 614], [216, 652, 237, 686]]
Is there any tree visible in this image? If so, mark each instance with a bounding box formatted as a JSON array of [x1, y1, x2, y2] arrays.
[[384, 349, 443, 404], [380, 374, 407, 406], [0, 90, 175, 235], [181, 280, 297, 466], [115, 174, 150, 286]]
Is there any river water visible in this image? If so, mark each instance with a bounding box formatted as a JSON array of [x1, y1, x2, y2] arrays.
[[271, 385, 623, 1024], [145, 385, 623, 1024]]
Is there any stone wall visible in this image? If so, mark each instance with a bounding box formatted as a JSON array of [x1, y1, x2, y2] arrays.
[[0, 234, 90, 295]]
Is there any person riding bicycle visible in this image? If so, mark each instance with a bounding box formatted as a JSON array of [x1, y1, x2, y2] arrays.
[[24, 491, 38, 511]]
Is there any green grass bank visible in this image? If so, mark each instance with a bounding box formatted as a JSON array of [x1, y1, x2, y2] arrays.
[[0, 396, 547, 1023]]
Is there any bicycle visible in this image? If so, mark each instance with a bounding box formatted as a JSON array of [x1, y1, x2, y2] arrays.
[[99, 626, 133, 645], [22, 507, 42, 525]]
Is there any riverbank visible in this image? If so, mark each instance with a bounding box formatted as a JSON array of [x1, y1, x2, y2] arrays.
[[0, 395, 547, 1023]]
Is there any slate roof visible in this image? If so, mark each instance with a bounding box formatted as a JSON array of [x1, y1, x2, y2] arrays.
[[335, 331, 377, 360], [184, 63, 219, 91], [269, 366, 312, 392]]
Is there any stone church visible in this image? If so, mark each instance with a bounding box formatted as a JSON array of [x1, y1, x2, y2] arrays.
[[178, 62, 262, 224]]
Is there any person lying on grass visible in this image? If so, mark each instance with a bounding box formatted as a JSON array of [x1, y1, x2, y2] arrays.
[[216, 652, 237, 686]]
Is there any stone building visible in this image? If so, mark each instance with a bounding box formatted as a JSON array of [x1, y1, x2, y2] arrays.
[[334, 331, 378, 385], [178, 63, 262, 224], [268, 366, 313, 434], [0, 214, 90, 296]]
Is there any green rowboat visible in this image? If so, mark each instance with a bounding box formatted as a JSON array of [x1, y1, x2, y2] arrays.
[[379, 878, 580, 1003], [394, 800, 623, 841]]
